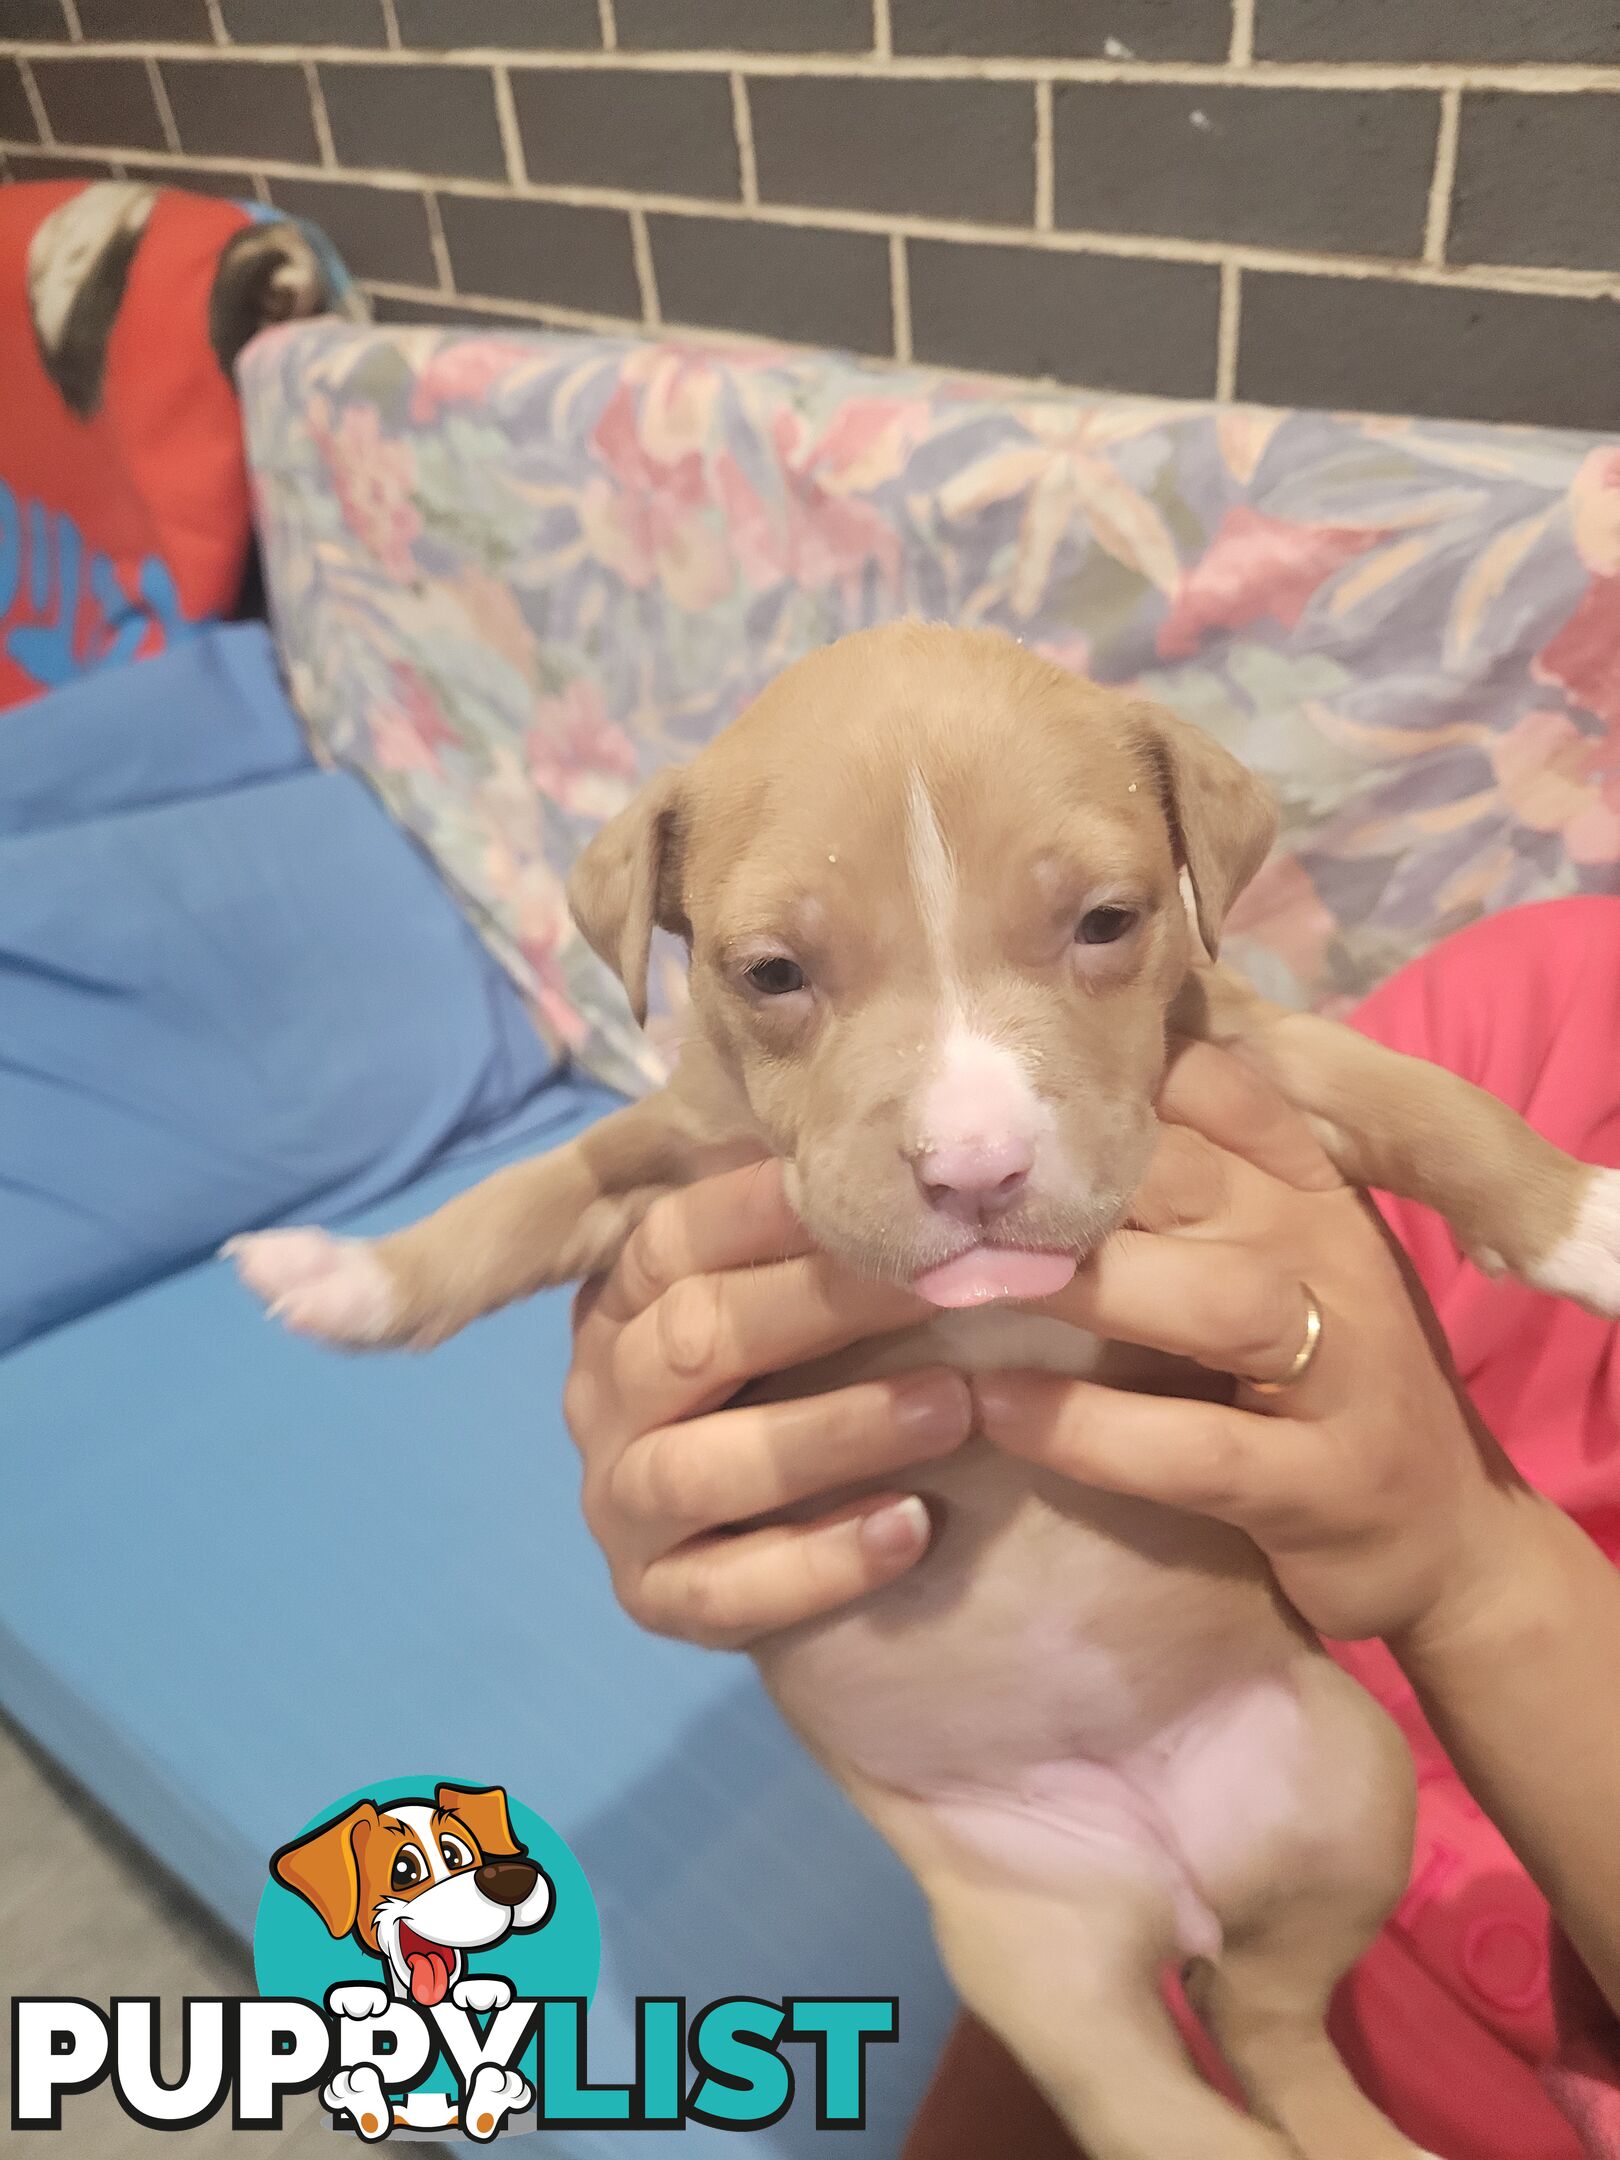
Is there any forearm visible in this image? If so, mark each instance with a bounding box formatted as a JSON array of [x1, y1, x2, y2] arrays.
[[1390, 1491, 1620, 2014]]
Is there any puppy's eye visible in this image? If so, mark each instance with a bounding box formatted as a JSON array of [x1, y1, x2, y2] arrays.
[[438, 1836, 472, 1872], [1076, 906, 1139, 946], [745, 957, 807, 996], [390, 1847, 426, 1891]]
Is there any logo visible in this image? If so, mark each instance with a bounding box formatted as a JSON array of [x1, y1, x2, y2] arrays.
[[12, 1773, 898, 2142]]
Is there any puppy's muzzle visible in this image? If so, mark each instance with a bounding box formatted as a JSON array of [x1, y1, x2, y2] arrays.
[[475, 1858, 542, 1909]]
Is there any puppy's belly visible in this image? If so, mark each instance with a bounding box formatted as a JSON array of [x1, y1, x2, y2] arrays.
[[752, 1309, 1306, 1925]]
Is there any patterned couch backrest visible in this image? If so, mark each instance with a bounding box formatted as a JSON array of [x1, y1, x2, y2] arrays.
[[240, 324, 1620, 1099]]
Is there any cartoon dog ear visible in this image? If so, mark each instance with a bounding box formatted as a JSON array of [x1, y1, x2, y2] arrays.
[[566, 767, 686, 1028], [1130, 701, 1278, 959], [269, 1801, 379, 1939], [435, 1784, 525, 1861]]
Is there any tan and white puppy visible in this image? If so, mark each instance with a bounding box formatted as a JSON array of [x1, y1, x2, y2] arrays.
[[237, 627, 1618, 2159], [271, 1782, 551, 2141]]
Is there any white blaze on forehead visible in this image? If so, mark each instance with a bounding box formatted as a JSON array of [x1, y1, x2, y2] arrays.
[[905, 768, 958, 983], [918, 1022, 1050, 1153], [388, 1803, 450, 1881]]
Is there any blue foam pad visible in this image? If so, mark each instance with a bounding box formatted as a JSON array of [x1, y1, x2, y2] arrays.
[[0, 1082, 952, 2156]]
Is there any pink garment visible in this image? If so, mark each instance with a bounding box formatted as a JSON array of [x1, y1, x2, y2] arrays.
[[1328, 897, 1620, 2157]]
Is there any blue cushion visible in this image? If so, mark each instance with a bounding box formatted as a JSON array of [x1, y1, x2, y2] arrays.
[[0, 1086, 952, 2156], [0, 624, 555, 1352]]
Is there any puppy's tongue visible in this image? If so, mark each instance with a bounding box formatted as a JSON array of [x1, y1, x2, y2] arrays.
[[406, 1945, 454, 2007], [913, 1247, 1076, 1308]]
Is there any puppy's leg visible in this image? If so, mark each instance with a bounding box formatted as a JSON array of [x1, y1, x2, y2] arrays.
[[1180, 1665, 1429, 2160], [1178, 965, 1620, 1316], [229, 1092, 757, 1349], [847, 1781, 1292, 2160]]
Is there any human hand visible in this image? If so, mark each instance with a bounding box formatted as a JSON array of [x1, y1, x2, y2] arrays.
[[564, 1161, 973, 1649], [976, 1041, 1541, 1647]]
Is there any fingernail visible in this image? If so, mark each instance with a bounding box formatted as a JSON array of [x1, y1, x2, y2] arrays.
[[859, 1495, 931, 1566], [894, 1371, 972, 1443]]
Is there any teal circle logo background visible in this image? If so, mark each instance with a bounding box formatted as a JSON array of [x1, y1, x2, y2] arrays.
[[253, 1774, 600, 2019]]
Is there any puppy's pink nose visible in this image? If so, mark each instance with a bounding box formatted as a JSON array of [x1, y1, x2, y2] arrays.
[[915, 1136, 1032, 1223]]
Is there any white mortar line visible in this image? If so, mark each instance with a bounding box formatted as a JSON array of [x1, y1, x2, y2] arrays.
[[889, 229, 912, 360], [1229, 0, 1255, 67], [202, 0, 225, 39], [597, 0, 617, 52], [60, 0, 83, 38], [872, 0, 892, 61], [730, 70, 758, 206], [379, 0, 401, 51], [146, 57, 181, 153], [14, 136, 1620, 304], [630, 202, 661, 325], [16, 58, 51, 144], [251, 170, 269, 202], [11, 42, 1620, 92], [491, 59, 526, 184], [423, 187, 454, 290], [302, 56, 336, 167], [1034, 77, 1055, 229], [1216, 259, 1242, 399], [1424, 84, 1462, 265]]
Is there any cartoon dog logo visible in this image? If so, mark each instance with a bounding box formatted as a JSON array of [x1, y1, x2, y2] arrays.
[[270, 1783, 554, 2139]]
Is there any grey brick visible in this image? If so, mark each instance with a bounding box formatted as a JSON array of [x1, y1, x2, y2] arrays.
[[1256, 0, 1620, 63], [1055, 83, 1437, 259], [1452, 94, 1620, 273], [0, 59, 39, 144], [2, 2, 72, 40], [751, 76, 1035, 224], [512, 68, 739, 198], [649, 211, 891, 349], [615, 0, 873, 50], [134, 158, 260, 196], [31, 58, 168, 151], [4, 151, 122, 177], [220, 0, 389, 44], [893, 0, 1230, 60], [392, 0, 603, 47], [74, 0, 213, 38], [909, 237, 1220, 394], [318, 61, 506, 180], [161, 57, 320, 162], [367, 290, 533, 326], [1238, 272, 1620, 431], [437, 191, 641, 314], [266, 175, 438, 284]]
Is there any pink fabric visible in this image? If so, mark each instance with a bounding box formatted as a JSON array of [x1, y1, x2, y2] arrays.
[[1328, 897, 1620, 2157]]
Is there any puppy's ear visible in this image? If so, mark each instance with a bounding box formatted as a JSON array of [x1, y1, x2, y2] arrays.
[[566, 768, 686, 1027], [1131, 702, 1277, 958], [435, 1784, 525, 1860], [269, 1802, 378, 1938]]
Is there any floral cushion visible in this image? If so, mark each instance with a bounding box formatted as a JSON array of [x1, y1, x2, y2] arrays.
[[239, 324, 1620, 1099]]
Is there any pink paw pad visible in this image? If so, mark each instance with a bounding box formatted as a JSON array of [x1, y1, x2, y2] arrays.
[[222, 1227, 400, 1345]]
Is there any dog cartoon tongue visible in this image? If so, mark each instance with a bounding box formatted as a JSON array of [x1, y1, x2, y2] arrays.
[[400, 1926, 455, 2007]]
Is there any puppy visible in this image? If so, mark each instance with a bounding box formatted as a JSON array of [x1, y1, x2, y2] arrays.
[[271, 1781, 551, 2140], [236, 626, 1619, 2157]]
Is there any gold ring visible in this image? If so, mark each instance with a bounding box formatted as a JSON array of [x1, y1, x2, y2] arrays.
[[1246, 1286, 1323, 1396]]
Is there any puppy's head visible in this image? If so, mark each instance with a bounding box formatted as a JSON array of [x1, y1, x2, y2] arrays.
[[270, 1784, 552, 2004], [570, 624, 1274, 1304]]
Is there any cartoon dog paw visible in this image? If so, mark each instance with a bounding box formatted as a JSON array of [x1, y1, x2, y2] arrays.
[[450, 1975, 514, 2014], [462, 2065, 530, 2142], [327, 1982, 391, 2022], [224, 1227, 403, 1346], [323, 2065, 392, 2141]]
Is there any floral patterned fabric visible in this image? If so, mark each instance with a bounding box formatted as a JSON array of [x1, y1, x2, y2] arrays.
[[239, 323, 1620, 1100]]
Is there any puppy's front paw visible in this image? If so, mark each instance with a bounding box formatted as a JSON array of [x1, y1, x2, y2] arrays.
[[462, 2064, 530, 2142], [224, 1227, 402, 1346], [451, 1975, 513, 2014], [1525, 1166, 1620, 1318], [323, 2065, 392, 2140], [326, 1981, 390, 2021]]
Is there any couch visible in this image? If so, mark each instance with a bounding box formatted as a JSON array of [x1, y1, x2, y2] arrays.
[[6, 315, 1620, 2156]]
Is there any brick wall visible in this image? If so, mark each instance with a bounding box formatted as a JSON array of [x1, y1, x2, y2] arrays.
[[4, 1, 1620, 430]]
